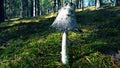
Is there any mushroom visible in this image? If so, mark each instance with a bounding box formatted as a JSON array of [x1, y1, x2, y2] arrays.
[[50, 2, 80, 64]]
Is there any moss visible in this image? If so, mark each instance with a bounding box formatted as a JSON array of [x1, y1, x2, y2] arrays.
[[0, 6, 120, 67]]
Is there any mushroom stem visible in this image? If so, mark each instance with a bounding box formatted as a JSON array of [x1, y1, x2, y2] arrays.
[[61, 31, 68, 64]]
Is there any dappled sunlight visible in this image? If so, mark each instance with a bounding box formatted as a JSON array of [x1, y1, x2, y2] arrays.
[[10, 18, 20, 21], [44, 13, 56, 19], [76, 6, 96, 12], [17, 19, 39, 23], [114, 6, 120, 10], [3, 20, 36, 28], [21, 20, 32, 23], [86, 6, 96, 11], [76, 9, 82, 12], [9, 21, 21, 26]]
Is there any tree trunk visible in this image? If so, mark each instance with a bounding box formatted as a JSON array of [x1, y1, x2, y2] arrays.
[[113, 0, 120, 6], [79, 0, 81, 8], [57, 0, 61, 11], [30, 0, 33, 16], [81, 0, 84, 10], [33, 0, 36, 16], [76, 0, 79, 8], [0, 0, 4, 22], [53, 0, 56, 12], [40, 0, 42, 15], [20, 0, 23, 17], [21, 0, 29, 17], [35, 0, 38, 16], [36, 0, 41, 15], [117, 0, 120, 5], [113, 0, 117, 6], [4, 0, 7, 19], [26, 0, 29, 17], [5, 0, 13, 19], [70, 0, 73, 2], [96, 0, 101, 9]]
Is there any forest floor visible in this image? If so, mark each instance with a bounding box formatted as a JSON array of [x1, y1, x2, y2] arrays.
[[0, 6, 120, 68]]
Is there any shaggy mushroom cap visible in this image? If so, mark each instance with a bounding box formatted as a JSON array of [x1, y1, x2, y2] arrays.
[[50, 2, 79, 31]]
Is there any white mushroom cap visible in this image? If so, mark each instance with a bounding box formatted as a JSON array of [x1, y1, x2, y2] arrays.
[[50, 2, 79, 31]]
